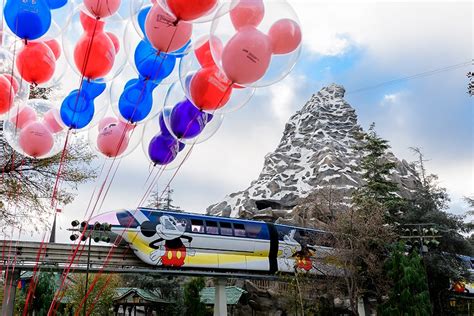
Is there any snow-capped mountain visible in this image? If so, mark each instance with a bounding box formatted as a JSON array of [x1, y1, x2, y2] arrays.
[[207, 84, 419, 218]]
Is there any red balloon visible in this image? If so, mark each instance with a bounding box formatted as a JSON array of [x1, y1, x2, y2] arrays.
[[166, 0, 217, 21], [3, 74, 19, 94], [74, 11, 117, 79], [194, 36, 223, 68], [16, 41, 56, 84], [106, 32, 120, 53], [0, 75, 15, 115], [190, 66, 233, 111], [44, 39, 61, 60]]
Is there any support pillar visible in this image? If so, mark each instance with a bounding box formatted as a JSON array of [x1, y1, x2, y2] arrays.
[[1, 268, 21, 316], [357, 297, 369, 316], [214, 278, 227, 316]]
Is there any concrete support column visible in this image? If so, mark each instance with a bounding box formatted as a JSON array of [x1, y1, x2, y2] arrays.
[[213, 278, 227, 316], [1, 268, 21, 316], [357, 297, 369, 316]]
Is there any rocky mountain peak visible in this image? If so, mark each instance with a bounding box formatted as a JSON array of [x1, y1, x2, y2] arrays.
[[207, 84, 419, 219]]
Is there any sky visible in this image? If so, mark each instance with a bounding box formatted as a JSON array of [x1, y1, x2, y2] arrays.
[[7, 1, 472, 242]]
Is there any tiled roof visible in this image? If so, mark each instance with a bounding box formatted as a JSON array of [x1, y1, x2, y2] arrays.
[[200, 286, 246, 305], [114, 288, 169, 303]]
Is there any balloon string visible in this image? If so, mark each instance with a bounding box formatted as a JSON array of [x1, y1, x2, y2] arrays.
[[51, 16, 99, 208], [51, 129, 71, 207], [22, 233, 48, 316], [154, 81, 233, 204], [49, 230, 89, 312], [48, 237, 88, 313], [85, 273, 114, 316], [0, 0, 5, 46], [81, 160, 107, 218], [70, 26, 183, 313], [4, 158, 24, 305]]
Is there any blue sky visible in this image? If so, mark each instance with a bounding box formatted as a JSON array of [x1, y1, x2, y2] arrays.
[[14, 1, 472, 242]]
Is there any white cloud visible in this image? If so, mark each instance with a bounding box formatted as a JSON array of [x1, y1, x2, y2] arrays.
[[269, 74, 302, 123], [381, 93, 399, 105]]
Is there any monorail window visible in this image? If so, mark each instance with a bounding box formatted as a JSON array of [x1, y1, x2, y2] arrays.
[[246, 223, 262, 238], [234, 223, 246, 237], [191, 220, 204, 233], [206, 221, 219, 235], [117, 211, 139, 228], [220, 222, 233, 236]]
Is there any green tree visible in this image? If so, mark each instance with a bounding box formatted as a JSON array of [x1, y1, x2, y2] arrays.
[[380, 243, 431, 316], [0, 86, 97, 229], [64, 273, 119, 316], [353, 123, 404, 219], [13, 271, 56, 315], [401, 148, 473, 314], [183, 277, 208, 316]]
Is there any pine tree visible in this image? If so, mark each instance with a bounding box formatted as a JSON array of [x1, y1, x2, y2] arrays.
[[380, 243, 432, 316], [353, 123, 404, 220], [146, 186, 181, 211]]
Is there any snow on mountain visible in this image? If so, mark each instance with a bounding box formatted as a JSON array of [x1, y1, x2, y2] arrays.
[[207, 84, 419, 218]]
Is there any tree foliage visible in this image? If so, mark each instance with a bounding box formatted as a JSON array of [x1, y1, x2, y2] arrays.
[[14, 271, 57, 315], [353, 123, 404, 220], [380, 243, 431, 316], [325, 124, 398, 314], [0, 86, 97, 231], [183, 277, 208, 316], [64, 273, 120, 316], [400, 148, 473, 314]]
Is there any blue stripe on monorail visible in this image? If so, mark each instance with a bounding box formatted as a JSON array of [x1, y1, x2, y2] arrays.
[[114, 208, 332, 242]]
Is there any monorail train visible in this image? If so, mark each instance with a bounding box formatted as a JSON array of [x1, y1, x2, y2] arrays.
[[88, 208, 335, 274]]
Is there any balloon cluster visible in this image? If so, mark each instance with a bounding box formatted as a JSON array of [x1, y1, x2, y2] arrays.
[[1, 0, 302, 168]]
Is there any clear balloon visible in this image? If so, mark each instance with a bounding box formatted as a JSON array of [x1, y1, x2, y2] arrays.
[[4, 0, 58, 40], [84, 0, 122, 19], [3, 99, 67, 159], [210, 0, 302, 87], [88, 115, 144, 159], [128, 2, 198, 57], [162, 82, 224, 144], [109, 66, 170, 125], [178, 41, 255, 113], [59, 79, 108, 130], [62, 6, 128, 83], [144, 1, 193, 53], [123, 20, 180, 85], [0, 47, 30, 120]]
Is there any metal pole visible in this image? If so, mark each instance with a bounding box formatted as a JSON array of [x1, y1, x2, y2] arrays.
[[83, 234, 92, 316]]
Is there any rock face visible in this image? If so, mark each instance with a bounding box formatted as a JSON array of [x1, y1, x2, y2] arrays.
[[207, 84, 419, 218]]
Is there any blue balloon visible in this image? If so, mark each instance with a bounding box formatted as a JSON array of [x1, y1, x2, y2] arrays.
[[82, 79, 107, 99], [118, 78, 158, 123], [60, 80, 106, 129], [148, 133, 181, 165], [170, 99, 212, 139], [4, 0, 52, 40], [137, 6, 151, 40], [47, 0, 67, 9], [134, 41, 176, 81]]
